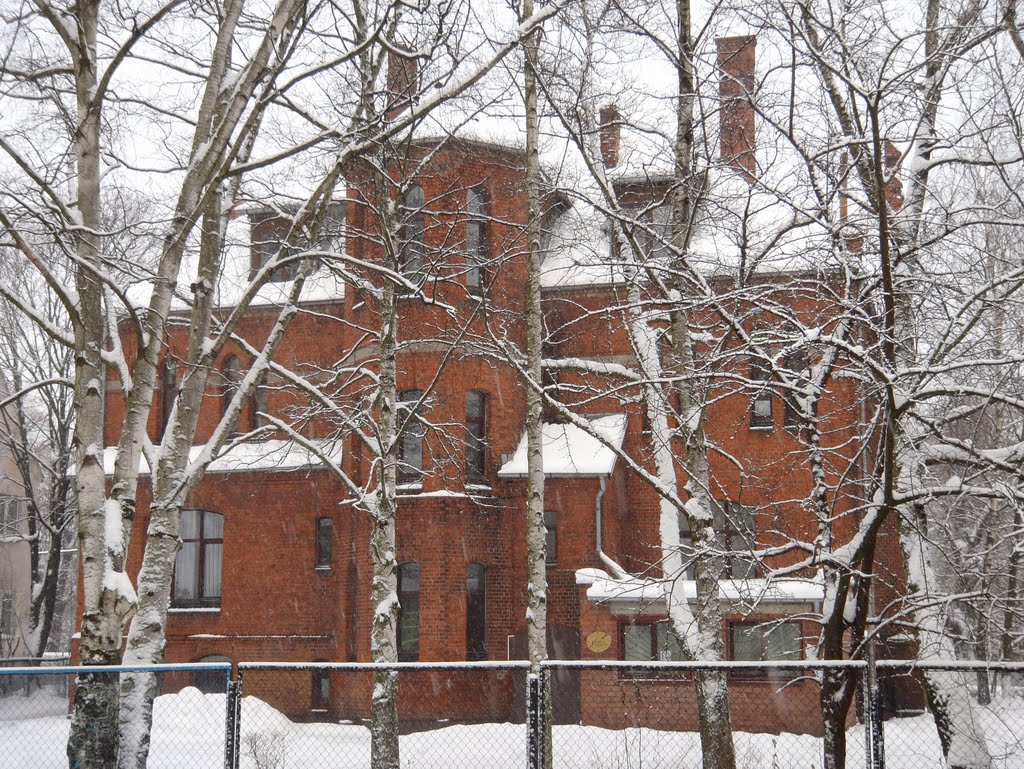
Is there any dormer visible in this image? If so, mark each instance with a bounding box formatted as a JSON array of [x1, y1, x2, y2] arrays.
[[248, 202, 345, 283]]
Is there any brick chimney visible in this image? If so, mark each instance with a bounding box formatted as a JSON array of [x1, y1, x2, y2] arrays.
[[717, 35, 757, 182], [386, 50, 418, 121], [599, 105, 620, 169]]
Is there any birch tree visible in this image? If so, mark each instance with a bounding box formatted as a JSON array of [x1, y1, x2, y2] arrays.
[[0, 0, 561, 766]]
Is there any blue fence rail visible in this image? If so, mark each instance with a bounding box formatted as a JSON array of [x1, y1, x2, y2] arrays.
[[2, 659, 1023, 768]]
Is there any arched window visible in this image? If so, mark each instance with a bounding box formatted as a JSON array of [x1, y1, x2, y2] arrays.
[[311, 661, 330, 710], [397, 562, 420, 661], [466, 563, 486, 661], [221, 355, 241, 420], [466, 186, 487, 293], [397, 388, 425, 485], [193, 655, 232, 694], [465, 390, 488, 484], [251, 370, 269, 429], [173, 509, 224, 608], [398, 185, 426, 285], [160, 357, 178, 438]]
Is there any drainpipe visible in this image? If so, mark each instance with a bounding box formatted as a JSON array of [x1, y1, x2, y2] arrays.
[[594, 475, 629, 578]]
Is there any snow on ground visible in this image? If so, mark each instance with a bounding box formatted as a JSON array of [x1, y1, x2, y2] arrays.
[[3, 687, 1024, 768]]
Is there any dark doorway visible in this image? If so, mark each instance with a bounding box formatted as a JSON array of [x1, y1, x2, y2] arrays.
[[511, 624, 581, 724]]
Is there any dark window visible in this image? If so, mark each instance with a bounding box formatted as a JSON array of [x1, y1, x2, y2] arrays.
[[679, 500, 756, 579], [397, 389, 425, 485], [251, 371, 269, 429], [729, 621, 803, 669], [466, 563, 487, 661], [465, 390, 488, 484], [397, 562, 420, 661], [193, 655, 231, 693], [0, 594, 14, 638], [544, 510, 558, 568], [221, 355, 241, 420], [160, 357, 178, 438], [311, 664, 330, 710], [0, 496, 20, 537], [466, 186, 487, 293], [782, 351, 810, 429], [315, 517, 333, 569], [249, 203, 343, 283], [399, 185, 426, 286], [622, 203, 672, 260], [173, 509, 224, 608], [750, 359, 773, 429], [622, 620, 684, 661]]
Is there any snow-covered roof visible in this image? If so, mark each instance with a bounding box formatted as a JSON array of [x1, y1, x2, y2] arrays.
[[575, 568, 825, 610], [497, 414, 627, 479], [100, 439, 341, 477]]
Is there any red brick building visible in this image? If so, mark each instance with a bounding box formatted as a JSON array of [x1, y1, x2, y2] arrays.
[[104, 36, 908, 732]]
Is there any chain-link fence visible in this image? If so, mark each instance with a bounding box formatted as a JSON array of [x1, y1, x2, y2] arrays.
[[2, 659, 1024, 767], [235, 662, 532, 769], [0, 662, 231, 769]]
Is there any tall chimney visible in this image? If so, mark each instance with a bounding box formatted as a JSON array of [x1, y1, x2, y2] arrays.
[[387, 50, 418, 121], [599, 105, 620, 169], [716, 35, 757, 182]]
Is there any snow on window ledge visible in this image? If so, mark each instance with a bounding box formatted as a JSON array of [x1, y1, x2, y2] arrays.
[[168, 607, 222, 614]]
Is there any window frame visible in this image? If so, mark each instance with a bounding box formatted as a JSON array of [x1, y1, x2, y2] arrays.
[[398, 185, 426, 288], [311, 663, 331, 710], [466, 562, 487, 661], [172, 509, 224, 609], [544, 510, 558, 569], [397, 388, 425, 487], [221, 355, 241, 421], [727, 620, 804, 678], [620, 619, 685, 662], [397, 562, 421, 662], [249, 203, 342, 284], [465, 390, 488, 485], [160, 357, 178, 438], [0, 593, 14, 638], [0, 496, 21, 537], [466, 186, 488, 293], [749, 358, 773, 430], [679, 500, 756, 579], [782, 350, 810, 429], [315, 517, 333, 570]]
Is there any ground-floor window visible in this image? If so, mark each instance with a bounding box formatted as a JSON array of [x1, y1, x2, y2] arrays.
[[728, 621, 803, 670], [622, 620, 685, 662], [397, 562, 420, 661]]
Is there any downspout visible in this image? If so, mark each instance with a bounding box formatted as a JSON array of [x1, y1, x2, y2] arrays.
[[595, 475, 629, 578]]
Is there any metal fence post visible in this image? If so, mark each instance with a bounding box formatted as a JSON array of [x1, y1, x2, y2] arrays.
[[527, 672, 541, 769], [868, 658, 885, 769], [225, 670, 242, 769]]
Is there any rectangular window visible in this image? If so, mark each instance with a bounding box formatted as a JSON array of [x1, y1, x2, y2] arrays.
[[466, 563, 487, 661], [679, 501, 755, 579], [544, 510, 558, 568], [750, 359, 773, 429], [398, 389, 425, 486], [311, 668, 330, 710], [782, 351, 810, 429], [173, 509, 224, 608], [0, 594, 14, 638], [315, 517, 333, 569], [397, 563, 420, 661], [0, 497, 20, 537], [622, 620, 684, 661], [714, 500, 756, 579], [729, 621, 803, 674], [465, 391, 488, 484]]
